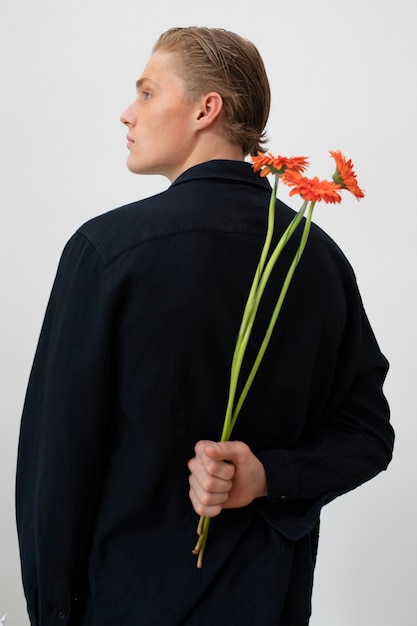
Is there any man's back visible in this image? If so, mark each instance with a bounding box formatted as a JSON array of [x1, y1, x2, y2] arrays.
[[16, 160, 392, 625]]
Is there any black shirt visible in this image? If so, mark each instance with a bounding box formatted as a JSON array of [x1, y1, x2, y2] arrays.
[[16, 160, 393, 625]]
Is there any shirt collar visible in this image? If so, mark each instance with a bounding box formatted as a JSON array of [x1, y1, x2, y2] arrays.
[[170, 160, 271, 192]]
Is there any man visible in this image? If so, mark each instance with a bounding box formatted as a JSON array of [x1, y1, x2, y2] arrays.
[[16, 27, 394, 625]]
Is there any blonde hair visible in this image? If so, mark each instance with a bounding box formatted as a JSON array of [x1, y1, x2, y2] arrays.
[[152, 27, 270, 156]]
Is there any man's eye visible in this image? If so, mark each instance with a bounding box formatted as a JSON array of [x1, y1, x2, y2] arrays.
[[142, 91, 151, 100]]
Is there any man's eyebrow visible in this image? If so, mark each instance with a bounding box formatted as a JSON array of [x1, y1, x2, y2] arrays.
[[135, 77, 153, 91]]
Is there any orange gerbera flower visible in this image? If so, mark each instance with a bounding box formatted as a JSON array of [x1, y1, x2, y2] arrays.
[[252, 152, 309, 177], [330, 150, 364, 200], [283, 170, 342, 204]]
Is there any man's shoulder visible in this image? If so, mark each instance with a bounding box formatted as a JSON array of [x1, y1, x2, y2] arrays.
[[75, 162, 271, 265], [76, 187, 185, 264]]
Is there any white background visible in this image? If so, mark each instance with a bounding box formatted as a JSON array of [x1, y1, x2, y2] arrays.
[[1, 1, 416, 624]]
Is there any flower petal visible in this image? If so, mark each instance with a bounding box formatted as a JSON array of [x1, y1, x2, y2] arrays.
[[330, 150, 364, 200], [283, 170, 342, 204], [252, 153, 309, 177]]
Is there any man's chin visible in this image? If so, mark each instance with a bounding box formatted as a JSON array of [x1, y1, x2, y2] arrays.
[[126, 158, 143, 175], [126, 159, 165, 178]]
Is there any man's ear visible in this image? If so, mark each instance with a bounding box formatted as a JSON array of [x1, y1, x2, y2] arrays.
[[195, 92, 224, 129]]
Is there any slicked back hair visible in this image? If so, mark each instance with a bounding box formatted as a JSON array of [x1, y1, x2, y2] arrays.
[[152, 27, 270, 156]]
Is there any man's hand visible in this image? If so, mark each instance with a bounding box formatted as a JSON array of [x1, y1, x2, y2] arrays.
[[187, 440, 267, 518]]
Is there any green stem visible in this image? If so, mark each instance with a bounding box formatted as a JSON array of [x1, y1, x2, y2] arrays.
[[233, 175, 278, 343], [230, 201, 315, 430], [220, 175, 279, 440], [221, 201, 308, 437], [252, 200, 308, 312], [258, 174, 279, 276], [195, 189, 315, 568], [195, 517, 210, 569], [220, 199, 309, 442]]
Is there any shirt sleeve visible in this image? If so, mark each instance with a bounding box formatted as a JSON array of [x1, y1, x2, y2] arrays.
[[16, 231, 113, 625], [255, 281, 394, 540]]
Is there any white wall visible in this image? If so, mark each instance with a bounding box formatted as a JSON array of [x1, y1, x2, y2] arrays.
[[1, 1, 415, 624]]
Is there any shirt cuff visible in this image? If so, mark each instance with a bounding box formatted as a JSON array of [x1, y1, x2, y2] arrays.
[[256, 448, 298, 502]]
